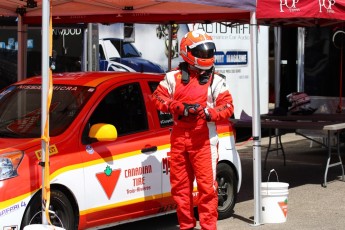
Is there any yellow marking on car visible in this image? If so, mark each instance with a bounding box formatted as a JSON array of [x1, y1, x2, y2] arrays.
[[35, 144, 58, 160], [0, 190, 38, 210], [218, 131, 233, 138], [157, 144, 170, 151], [50, 144, 171, 180]]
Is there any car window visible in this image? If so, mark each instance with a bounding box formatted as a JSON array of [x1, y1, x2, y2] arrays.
[[0, 85, 94, 138], [148, 82, 173, 128], [122, 43, 141, 57], [103, 40, 121, 58], [99, 44, 105, 60], [88, 82, 148, 137]]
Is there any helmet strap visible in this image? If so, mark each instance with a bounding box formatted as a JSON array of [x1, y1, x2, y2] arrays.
[[199, 66, 214, 85]]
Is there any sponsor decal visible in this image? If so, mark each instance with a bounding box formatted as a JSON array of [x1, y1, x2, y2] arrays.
[[192, 191, 199, 198], [0, 201, 26, 218], [193, 23, 250, 35], [85, 145, 94, 154], [215, 51, 248, 66], [280, 0, 300, 12], [278, 198, 288, 217], [96, 165, 121, 199], [35, 144, 59, 160], [158, 203, 177, 213], [319, 0, 336, 13], [53, 28, 82, 36], [162, 152, 171, 175], [279, 0, 336, 14], [17, 85, 78, 91], [124, 165, 153, 194], [124, 165, 152, 178]]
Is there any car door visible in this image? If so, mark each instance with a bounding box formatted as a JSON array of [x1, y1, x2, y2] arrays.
[[82, 80, 164, 224], [146, 81, 177, 212]]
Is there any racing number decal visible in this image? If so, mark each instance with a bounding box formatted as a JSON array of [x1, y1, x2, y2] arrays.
[[162, 152, 171, 175], [96, 166, 121, 199]]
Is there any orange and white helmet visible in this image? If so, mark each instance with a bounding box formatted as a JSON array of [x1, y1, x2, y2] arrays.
[[180, 30, 216, 70]]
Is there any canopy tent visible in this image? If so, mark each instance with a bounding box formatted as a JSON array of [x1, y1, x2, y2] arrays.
[[257, 0, 345, 27], [256, 0, 345, 109], [2, 0, 254, 24], [0, 0, 264, 227]]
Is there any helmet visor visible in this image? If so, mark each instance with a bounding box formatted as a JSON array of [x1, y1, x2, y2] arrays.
[[189, 42, 216, 58]]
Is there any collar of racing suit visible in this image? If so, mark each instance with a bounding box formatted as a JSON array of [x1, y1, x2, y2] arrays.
[[179, 62, 214, 85]]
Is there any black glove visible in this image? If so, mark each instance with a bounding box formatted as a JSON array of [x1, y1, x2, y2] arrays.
[[170, 101, 200, 117], [195, 106, 218, 122]]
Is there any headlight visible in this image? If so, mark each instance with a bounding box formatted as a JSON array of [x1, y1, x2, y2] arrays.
[[0, 151, 23, 180]]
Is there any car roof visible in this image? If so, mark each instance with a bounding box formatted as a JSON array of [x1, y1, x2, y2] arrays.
[[15, 72, 164, 87]]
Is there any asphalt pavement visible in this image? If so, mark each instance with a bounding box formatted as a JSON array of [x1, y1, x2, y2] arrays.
[[108, 132, 345, 230], [220, 132, 345, 230]]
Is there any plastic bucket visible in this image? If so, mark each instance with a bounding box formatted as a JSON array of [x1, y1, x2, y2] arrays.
[[23, 224, 65, 230], [261, 169, 289, 224]]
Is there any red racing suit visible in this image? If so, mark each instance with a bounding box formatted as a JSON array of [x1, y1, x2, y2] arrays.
[[152, 65, 234, 230]]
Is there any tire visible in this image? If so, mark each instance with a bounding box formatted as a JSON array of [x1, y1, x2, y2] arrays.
[[21, 190, 77, 230], [216, 162, 238, 220]]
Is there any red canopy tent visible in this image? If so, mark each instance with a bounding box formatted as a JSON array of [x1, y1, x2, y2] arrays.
[[0, 0, 266, 228], [257, 0, 345, 27], [256, 0, 345, 111], [2, 0, 254, 24]]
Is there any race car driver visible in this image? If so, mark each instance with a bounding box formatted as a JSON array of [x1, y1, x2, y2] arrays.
[[151, 30, 234, 230]]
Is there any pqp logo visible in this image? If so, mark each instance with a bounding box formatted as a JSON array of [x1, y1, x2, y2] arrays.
[[280, 0, 299, 12], [319, 0, 336, 13]]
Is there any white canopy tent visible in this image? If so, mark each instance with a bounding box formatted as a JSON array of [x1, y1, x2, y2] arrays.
[[0, 0, 263, 226]]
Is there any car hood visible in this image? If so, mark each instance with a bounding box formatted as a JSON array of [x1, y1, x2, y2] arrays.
[[0, 138, 41, 153], [116, 57, 165, 73]]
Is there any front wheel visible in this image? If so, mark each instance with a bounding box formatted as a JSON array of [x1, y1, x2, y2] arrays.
[[21, 190, 77, 230], [217, 162, 238, 220]]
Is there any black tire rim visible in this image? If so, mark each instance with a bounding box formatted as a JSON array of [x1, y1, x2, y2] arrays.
[[217, 175, 234, 211]]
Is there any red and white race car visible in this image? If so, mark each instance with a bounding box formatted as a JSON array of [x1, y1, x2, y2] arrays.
[[0, 72, 242, 230]]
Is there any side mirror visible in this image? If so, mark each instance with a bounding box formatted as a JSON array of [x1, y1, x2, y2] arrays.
[[89, 123, 117, 142]]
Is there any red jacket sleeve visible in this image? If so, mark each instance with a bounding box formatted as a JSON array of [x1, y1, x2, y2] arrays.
[[151, 74, 174, 113], [211, 73, 234, 121]]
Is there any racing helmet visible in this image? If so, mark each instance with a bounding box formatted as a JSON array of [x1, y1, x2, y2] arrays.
[[179, 30, 216, 70]]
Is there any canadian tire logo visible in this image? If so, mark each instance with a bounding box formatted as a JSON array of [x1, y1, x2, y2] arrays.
[[96, 166, 121, 199], [278, 199, 288, 217]]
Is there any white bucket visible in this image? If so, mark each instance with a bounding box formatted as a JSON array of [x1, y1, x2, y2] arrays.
[[24, 224, 65, 230], [261, 169, 289, 224]]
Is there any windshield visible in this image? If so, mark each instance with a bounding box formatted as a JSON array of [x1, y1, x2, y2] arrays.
[[108, 39, 141, 58], [0, 84, 94, 138]]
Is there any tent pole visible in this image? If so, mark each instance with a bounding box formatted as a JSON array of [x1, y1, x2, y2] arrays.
[[17, 14, 27, 82], [167, 24, 173, 71], [250, 11, 262, 226], [297, 27, 305, 92], [87, 23, 93, 71], [41, 0, 50, 225], [274, 27, 281, 107]]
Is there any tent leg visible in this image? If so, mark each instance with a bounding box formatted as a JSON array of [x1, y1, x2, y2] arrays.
[[250, 12, 263, 226]]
